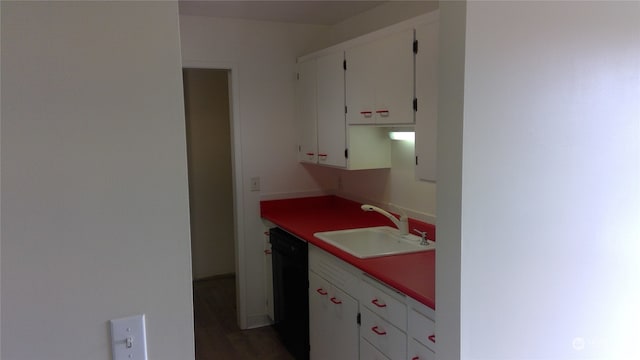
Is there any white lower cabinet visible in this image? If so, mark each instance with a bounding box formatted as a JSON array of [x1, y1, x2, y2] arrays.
[[360, 338, 390, 360], [309, 245, 360, 360], [360, 307, 407, 360], [309, 271, 359, 360], [360, 277, 407, 330], [408, 338, 435, 360], [308, 244, 436, 360], [407, 297, 436, 360]]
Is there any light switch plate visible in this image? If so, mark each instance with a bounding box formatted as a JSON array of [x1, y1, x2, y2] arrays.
[[110, 314, 148, 360]]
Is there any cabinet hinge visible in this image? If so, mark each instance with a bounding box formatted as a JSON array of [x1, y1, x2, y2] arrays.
[[413, 98, 418, 112], [345, 149, 349, 159], [343, 60, 347, 70], [345, 105, 348, 114], [416, 156, 419, 166], [298, 145, 301, 152], [413, 39, 419, 54], [357, 312, 361, 325], [296, 72, 300, 80]]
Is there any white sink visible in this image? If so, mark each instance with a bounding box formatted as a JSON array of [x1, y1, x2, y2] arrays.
[[314, 226, 435, 259]]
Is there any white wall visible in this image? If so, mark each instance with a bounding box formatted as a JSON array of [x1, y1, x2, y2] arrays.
[[435, 1, 466, 359], [1, 2, 194, 359], [179, 15, 331, 327], [449, 1, 640, 359]]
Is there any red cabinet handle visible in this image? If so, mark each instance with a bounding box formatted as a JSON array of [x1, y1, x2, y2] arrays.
[[376, 109, 389, 115], [316, 288, 328, 296], [412, 357, 420, 360], [371, 298, 387, 308], [318, 153, 328, 157], [306, 152, 315, 156], [330, 297, 342, 304], [360, 111, 373, 118], [371, 326, 386, 335], [428, 334, 436, 343], [264, 249, 272, 255]]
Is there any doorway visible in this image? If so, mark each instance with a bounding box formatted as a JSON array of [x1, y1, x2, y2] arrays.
[[182, 62, 250, 333], [183, 68, 235, 280]]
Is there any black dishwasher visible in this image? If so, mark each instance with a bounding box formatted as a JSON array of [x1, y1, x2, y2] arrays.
[[270, 227, 309, 360]]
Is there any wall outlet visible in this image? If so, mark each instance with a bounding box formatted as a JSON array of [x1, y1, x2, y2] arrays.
[[250, 177, 260, 191], [110, 314, 148, 360]]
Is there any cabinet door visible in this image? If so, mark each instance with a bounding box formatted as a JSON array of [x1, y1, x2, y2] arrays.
[[326, 282, 359, 359], [317, 52, 347, 168], [345, 40, 376, 125], [360, 338, 391, 360], [309, 271, 332, 360], [360, 307, 407, 360], [373, 28, 415, 125], [264, 230, 274, 322], [295, 58, 318, 163], [346, 28, 415, 125], [309, 271, 359, 360], [414, 20, 439, 181], [408, 338, 436, 360]]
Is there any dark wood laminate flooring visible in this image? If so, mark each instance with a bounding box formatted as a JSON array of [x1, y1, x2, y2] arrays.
[[193, 276, 294, 360]]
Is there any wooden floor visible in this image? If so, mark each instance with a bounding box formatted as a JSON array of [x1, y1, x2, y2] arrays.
[[193, 276, 294, 360]]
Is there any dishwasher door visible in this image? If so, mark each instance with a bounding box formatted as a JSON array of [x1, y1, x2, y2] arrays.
[[270, 227, 309, 360]]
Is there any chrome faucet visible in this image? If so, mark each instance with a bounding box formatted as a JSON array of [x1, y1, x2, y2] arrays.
[[361, 204, 408, 236], [413, 229, 429, 246]]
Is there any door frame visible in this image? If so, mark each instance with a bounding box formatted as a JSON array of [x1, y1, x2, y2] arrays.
[[182, 60, 248, 329]]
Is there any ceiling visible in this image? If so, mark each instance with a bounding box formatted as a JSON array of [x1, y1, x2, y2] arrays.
[[178, 1, 387, 25]]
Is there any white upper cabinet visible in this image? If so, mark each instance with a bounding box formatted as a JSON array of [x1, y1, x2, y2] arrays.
[[414, 19, 439, 182], [295, 11, 439, 172], [317, 52, 347, 168], [295, 58, 318, 164], [296, 51, 391, 170], [346, 28, 415, 125], [295, 52, 348, 168]]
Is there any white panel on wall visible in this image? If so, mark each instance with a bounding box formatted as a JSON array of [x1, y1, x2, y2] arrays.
[[1, 2, 194, 359], [460, 1, 640, 359]]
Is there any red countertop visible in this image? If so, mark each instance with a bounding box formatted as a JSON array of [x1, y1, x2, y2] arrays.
[[260, 195, 436, 310]]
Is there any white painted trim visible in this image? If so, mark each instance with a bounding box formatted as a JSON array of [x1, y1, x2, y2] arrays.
[[298, 10, 440, 62], [182, 60, 248, 330]]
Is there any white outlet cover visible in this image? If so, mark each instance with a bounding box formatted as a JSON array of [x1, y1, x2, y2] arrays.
[[110, 314, 148, 360], [250, 176, 260, 191]]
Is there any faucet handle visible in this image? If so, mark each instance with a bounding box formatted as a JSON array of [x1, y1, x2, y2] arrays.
[[413, 228, 427, 237], [412, 229, 429, 245]]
